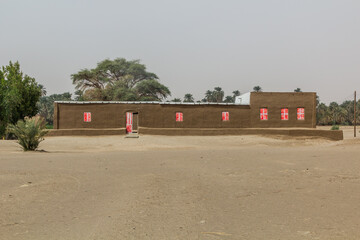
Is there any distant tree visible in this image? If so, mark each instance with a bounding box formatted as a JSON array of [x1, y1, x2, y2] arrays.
[[0, 61, 42, 138], [316, 94, 320, 106], [183, 93, 194, 102], [223, 90, 241, 103], [253, 86, 262, 92], [135, 79, 171, 101], [294, 88, 302, 92], [204, 90, 215, 102], [72, 58, 170, 101], [340, 100, 354, 125], [317, 103, 330, 125], [315, 94, 360, 126], [213, 87, 224, 102], [223, 96, 234, 103], [328, 102, 347, 125], [38, 92, 72, 125], [74, 90, 85, 101], [170, 98, 182, 102], [203, 87, 224, 103], [232, 90, 241, 97], [316, 97, 360, 126], [106, 81, 137, 101], [39, 84, 47, 96]]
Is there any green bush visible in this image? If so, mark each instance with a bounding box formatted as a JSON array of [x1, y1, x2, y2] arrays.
[[331, 125, 340, 130], [6, 116, 48, 151]]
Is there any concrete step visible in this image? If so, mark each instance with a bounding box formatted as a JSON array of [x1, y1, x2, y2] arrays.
[[125, 133, 139, 138]]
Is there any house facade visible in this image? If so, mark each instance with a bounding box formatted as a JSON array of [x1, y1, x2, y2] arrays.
[[53, 92, 317, 134]]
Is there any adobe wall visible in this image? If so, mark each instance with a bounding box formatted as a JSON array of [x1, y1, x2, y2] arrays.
[[53, 103, 59, 129], [54, 92, 317, 130], [140, 104, 251, 129], [47, 128, 126, 136], [55, 103, 251, 129], [51, 93, 341, 139], [56, 103, 125, 129], [138, 127, 343, 141], [250, 92, 316, 128], [47, 127, 344, 141]]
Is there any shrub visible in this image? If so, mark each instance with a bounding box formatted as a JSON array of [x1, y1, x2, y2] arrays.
[[6, 116, 48, 151], [331, 125, 340, 131]]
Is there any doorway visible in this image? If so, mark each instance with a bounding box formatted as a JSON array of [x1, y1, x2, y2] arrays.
[[126, 112, 138, 134]]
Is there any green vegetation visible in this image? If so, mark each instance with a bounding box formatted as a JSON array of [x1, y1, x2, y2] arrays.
[[253, 86, 262, 92], [170, 98, 182, 102], [6, 116, 48, 151], [0, 62, 42, 138], [37, 92, 72, 125], [1, 58, 356, 130], [224, 90, 241, 103], [331, 125, 340, 130], [203, 87, 224, 102], [200, 88, 240, 103], [183, 93, 194, 103], [71, 58, 171, 101], [317, 100, 360, 126]]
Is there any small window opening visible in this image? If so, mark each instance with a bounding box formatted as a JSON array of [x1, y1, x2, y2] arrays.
[[176, 112, 183, 122]]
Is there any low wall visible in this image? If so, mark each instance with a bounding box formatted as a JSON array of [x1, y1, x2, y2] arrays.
[[139, 127, 343, 141], [47, 128, 126, 136], [47, 127, 343, 141]]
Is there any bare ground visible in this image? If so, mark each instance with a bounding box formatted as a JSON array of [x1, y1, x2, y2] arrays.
[[1, 127, 360, 240]]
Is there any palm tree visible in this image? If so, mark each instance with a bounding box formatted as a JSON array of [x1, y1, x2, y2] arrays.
[[253, 86, 262, 92], [232, 90, 241, 97], [205, 90, 214, 102], [317, 103, 329, 125], [223, 96, 234, 103], [183, 93, 194, 102], [329, 102, 341, 125], [38, 84, 47, 96], [213, 87, 224, 102], [170, 98, 182, 102], [340, 100, 354, 125]]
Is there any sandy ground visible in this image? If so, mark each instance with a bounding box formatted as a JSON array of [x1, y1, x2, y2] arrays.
[[1, 127, 360, 240]]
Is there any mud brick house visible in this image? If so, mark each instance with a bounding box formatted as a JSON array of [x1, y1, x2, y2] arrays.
[[51, 92, 343, 140]]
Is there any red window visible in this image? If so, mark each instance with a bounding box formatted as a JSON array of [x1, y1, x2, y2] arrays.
[[84, 112, 91, 122], [222, 112, 229, 121], [281, 108, 289, 120], [297, 108, 305, 120], [176, 112, 183, 122], [260, 108, 268, 120]]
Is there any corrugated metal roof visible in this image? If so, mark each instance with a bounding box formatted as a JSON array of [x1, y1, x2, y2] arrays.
[[54, 101, 244, 106]]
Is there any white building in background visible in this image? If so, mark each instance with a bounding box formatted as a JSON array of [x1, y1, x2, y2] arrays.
[[235, 92, 251, 105]]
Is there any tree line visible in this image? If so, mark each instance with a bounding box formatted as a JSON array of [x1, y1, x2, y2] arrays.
[[0, 58, 356, 138], [317, 100, 360, 126]]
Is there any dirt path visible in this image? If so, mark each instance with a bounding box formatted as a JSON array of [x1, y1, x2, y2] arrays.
[[1, 129, 360, 239]]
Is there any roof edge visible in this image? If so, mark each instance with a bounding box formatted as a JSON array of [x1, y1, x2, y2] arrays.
[[54, 101, 245, 106]]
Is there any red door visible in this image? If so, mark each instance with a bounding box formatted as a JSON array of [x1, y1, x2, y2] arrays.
[[126, 112, 133, 133]]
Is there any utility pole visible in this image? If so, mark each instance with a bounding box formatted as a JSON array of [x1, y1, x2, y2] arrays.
[[355, 91, 357, 138]]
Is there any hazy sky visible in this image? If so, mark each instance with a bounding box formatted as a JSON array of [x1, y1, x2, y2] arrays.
[[1, 0, 360, 103]]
